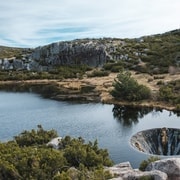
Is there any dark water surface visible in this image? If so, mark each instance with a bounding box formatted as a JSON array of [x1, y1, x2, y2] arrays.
[[0, 92, 179, 168]]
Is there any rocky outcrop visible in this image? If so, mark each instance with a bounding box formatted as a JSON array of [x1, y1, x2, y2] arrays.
[[0, 39, 123, 71], [31, 40, 107, 67], [0, 57, 31, 70], [106, 161, 168, 180], [47, 137, 62, 149], [146, 158, 180, 179], [106, 158, 180, 180], [0, 29, 179, 72]]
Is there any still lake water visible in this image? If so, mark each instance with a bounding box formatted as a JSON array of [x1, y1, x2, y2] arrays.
[[0, 91, 179, 168]]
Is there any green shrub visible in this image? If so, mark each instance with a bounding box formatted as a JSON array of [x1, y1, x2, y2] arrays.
[[14, 125, 58, 146], [62, 138, 113, 168], [0, 141, 67, 179], [111, 66, 123, 72], [0, 65, 92, 81], [0, 126, 113, 179], [111, 70, 151, 101], [103, 63, 116, 70], [139, 156, 160, 171], [158, 80, 180, 107], [159, 86, 174, 101]]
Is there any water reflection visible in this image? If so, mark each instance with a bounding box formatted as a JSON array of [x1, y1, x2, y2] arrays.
[[112, 105, 153, 126], [0, 91, 180, 168]]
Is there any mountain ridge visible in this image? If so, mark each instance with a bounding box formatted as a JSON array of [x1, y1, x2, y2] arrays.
[[0, 29, 179, 73], [1, 28, 180, 49]]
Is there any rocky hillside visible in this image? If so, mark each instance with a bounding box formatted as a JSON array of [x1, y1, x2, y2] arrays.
[[0, 29, 179, 73]]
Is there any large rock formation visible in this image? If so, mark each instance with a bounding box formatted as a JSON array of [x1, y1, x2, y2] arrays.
[[0, 38, 122, 71], [146, 158, 180, 179], [31, 40, 107, 67], [0, 29, 179, 72], [106, 158, 180, 180], [106, 161, 167, 180]]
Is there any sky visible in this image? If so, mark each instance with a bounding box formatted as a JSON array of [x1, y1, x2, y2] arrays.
[[0, 0, 179, 47]]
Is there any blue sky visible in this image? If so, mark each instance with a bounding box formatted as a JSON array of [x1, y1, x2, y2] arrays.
[[0, 0, 179, 47]]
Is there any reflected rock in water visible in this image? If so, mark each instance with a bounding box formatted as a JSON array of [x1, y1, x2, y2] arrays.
[[131, 128, 180, 156], [112, 105, 153, 126]]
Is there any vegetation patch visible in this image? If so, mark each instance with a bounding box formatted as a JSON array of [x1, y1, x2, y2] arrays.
[[0, 46, 25, 59], [0, 126, 113, 179], [111, 70, 151, 101], [158, 79, 180, 110], [0, 65, 92, 81], [139, 156, 160, 171]]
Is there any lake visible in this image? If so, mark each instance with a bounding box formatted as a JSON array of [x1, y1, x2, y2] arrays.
[[0, 91, 179, 168]]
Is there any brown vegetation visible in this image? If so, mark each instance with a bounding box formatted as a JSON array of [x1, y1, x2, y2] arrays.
[[0, 71, 179, 111]]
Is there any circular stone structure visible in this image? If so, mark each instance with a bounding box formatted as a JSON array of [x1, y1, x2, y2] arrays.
[[131, 128, 180, 156]]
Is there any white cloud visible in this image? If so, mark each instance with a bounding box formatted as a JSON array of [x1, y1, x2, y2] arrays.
[[0, 0, 179, 47]]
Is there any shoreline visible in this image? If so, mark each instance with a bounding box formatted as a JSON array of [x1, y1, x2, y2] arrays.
[[0, 76, 179, 112]]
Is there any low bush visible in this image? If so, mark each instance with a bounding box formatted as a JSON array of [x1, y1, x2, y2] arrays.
[[158, 80, 180, 107], [14, 125, 58, 147], [111, 70, 151, 101], [139, 156, 160, 171], [0, 126, 113, 179]]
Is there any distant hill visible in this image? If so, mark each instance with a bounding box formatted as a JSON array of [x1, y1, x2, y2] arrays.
[[0, 29, 180, 74], [0, 46, 25, 59]]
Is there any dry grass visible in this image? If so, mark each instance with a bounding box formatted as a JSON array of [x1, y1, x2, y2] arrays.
[[0, 46, 24, 59], [0, 71, 179, 110]]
